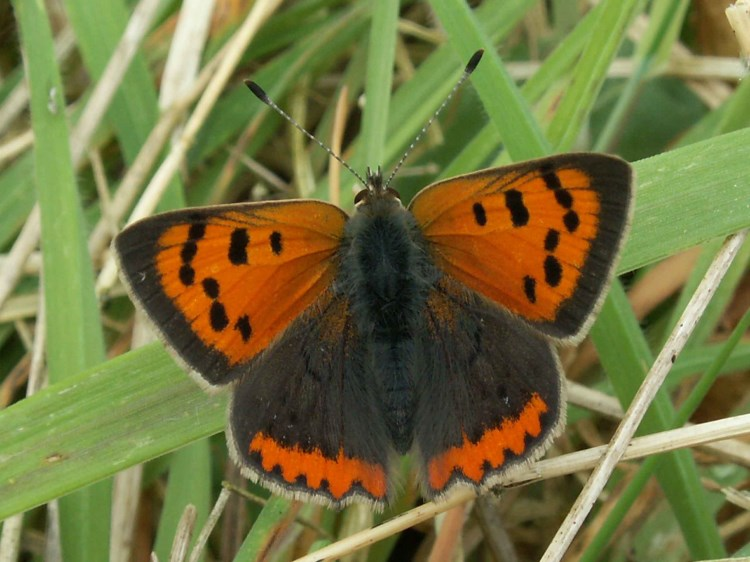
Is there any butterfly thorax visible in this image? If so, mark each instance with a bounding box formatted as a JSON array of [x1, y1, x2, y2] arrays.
[[338, 182, 440, 452]]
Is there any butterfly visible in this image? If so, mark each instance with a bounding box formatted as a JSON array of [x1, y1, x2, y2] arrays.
[[114, 51, 633, 509]]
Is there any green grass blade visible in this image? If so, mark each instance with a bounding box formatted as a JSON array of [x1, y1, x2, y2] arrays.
[[0, 155, 36, 248], [61, 0, 185, 209], [594, 0, 690, 152], [232, 496, 294, 560], [61, 0, 157, 161], [429, 0, 550, 160], [622, 127, 750, 272], [153, 441, 212, 562], [0, 345, 224, 520], [13, 1, 109, 559], [547, 0, 643, 150], [360, 0, 399, 169]]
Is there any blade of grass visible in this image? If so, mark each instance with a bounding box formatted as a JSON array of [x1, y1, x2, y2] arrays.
[[429, 0, 551, 160], [660, 74, 750, 348], [621, 126, 750, 272], [190, 4, 369, 165], [360, 0, 399, 169], [666, 239, 750, 348], [0, 154, 36, 248], [0, 344, 225, 520], [61, 0, 186, 213], [440, 0, 603, 175], [61, 0, 157, 161], [153, 441, 212, 562], [594, 0, 691, 152], [232, 496, 295, 560], [310, 0, 543, 203], [13, 1, 109, 560], [670, 342, 750, 383], [547, 0, 643, 150]]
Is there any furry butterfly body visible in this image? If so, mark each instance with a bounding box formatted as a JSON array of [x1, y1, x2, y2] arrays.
[[115, 153, 633, 508]]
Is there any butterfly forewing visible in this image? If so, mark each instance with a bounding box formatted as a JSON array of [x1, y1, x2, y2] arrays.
[[409, 153, 633, 342], [114, 200, 348, 384]]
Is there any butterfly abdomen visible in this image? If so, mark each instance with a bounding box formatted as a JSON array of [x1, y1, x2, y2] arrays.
[[338, 197, 440, 451]]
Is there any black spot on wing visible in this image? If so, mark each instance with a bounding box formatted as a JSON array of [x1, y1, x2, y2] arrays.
[[229, 228, 249, 265], [541, 165, 562, 190], [554, 189, 573, 209], [523, 275, 536, 303], [563, 210, 580, 233], [544, 229, 560, 252], [202, 277, 220, 299], [188, 223, 206, 241], [504, 189, 529, 227], [177, 222, 206, 286], [270, 231, 283, 255], [210, 302, 229, 332], [472, 202, 487, 226], [544, 256, 562, 287], [180, 241, 198, 263], [541, 165, 575, 212], [235, 315, 252, 342], [179, 264, 195, 286]]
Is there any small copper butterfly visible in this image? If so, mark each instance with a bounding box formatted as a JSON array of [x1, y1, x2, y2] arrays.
[[114, 51, 633, 509]]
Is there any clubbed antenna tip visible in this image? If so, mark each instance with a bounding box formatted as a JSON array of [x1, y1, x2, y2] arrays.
[[245, 80, 270, 104], [245, 78, 368, 187], [466, 49, 484, 74], [382, 48, 484, 189]]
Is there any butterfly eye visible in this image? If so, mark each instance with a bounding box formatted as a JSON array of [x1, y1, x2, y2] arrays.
[[354, 189, 370, 206], [385, 188, 402, 203]]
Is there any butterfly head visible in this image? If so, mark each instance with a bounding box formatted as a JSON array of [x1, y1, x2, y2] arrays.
[[354, 166, 402, 209]]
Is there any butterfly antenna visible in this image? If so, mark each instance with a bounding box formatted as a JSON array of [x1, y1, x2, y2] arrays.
[[383, 49, 484, 190], [245, 80, 369, 187]]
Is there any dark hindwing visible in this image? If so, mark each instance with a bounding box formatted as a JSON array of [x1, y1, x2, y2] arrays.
[[228, 292, 395, 509], [413, 277, 564, 499]]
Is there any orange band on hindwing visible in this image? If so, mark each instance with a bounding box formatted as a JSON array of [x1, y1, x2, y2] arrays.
[[249, 433, 388, 502], [427, 393, 549, 492]]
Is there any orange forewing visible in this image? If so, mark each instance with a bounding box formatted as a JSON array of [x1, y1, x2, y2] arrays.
[[116, 201, 347, 375], [410, 154, 632, 340]]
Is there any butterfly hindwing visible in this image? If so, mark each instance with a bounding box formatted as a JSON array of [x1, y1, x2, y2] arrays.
[[114, 200, 348, 384], [228, 292, 395, 508], [413, 276, 564, 498], [409, 153, 633, 341]]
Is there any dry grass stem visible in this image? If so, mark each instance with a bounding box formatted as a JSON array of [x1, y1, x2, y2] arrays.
[[726, 0, 750, 64], [168, 504, 196, 562], [329, 85, 350, 208], [298, 412, 750, 561], [540, 230, 749, 562], [95, 0, 285, 295], [69, 0, 164, 165], [158, 0, 217, 110], [187, 489, 230, 562], [110, 466, 143, 562]]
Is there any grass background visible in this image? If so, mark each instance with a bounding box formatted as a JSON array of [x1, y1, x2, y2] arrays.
[[1, 0, 750, 560]]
